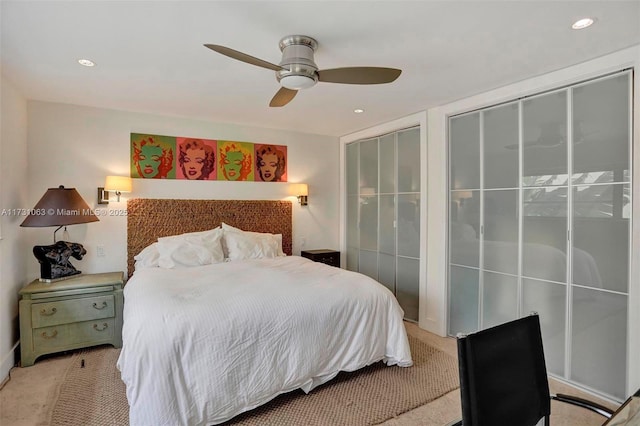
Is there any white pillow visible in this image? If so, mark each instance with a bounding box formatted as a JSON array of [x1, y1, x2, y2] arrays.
[[156, 228, 225, 268], [223, 230, 281, 261], [134, 242, 160, 269], [221, 223, 285, 257]]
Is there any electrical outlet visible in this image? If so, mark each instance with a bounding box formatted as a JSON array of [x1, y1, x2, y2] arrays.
[[96, 245, 105, 257], [300, 237, 306, 247]]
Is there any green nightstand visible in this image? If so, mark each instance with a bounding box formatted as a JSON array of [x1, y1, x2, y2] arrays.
[[19, 272, 124, 367]]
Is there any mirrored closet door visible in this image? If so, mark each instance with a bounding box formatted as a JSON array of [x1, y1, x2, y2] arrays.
[[346, 127, 421, 321], [448, 71, 632, 401]]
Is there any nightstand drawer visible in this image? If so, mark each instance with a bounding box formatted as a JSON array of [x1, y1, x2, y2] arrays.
[[301, 249, 340, 267], [316, 255, 338, 265], [31, 295, 115, 328], [33, 318, 115, 350]]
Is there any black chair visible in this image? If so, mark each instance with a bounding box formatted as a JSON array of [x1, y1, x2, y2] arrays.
[[451, 313, 615, 426]]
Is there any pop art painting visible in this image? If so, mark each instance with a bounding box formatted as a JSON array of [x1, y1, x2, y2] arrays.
[[130, 133, 285, 183], [217, 141, 255, 181], [254, 144, 287, 182], [175, 138, 217, 180], [131, 133, 176, 179]]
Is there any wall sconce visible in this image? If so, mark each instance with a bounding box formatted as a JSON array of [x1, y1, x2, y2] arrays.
[[98, 176, 132, 204], [290, 183, 308, 206]]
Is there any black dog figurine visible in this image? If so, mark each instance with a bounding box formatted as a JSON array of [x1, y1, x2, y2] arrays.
[[33, 241, 87, 281]]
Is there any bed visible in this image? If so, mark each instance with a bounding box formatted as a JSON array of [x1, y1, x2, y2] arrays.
[[117, 199, 413, 426]]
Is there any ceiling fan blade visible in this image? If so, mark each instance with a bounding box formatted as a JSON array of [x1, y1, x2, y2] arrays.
[[317, 67, 402, 85], [269, 87, 298, 107], [204, 44, 285, 72]]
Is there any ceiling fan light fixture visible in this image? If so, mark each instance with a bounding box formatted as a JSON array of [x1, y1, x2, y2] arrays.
[[280, 74, 317, 90]]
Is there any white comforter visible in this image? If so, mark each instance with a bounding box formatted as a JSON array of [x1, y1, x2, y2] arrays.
[[117, 256, 413, 426]]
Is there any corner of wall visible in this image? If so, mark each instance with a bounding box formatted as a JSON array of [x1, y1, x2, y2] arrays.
[[0, 75, 30, 380]]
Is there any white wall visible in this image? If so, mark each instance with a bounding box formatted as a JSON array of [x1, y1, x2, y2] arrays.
[[425, 45, 640, 397], [0, 75, 29, 379], [26, 102, 339, 279]]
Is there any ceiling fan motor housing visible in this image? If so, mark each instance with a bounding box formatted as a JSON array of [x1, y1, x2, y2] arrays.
[[276, 35, 319, 90]]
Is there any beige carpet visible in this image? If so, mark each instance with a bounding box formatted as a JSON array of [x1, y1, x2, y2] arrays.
[[51, 336, 459, 426], [50, 346, 128, 426]]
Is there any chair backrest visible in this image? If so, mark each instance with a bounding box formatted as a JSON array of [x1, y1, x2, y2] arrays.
[[457, 314, 551, 426]]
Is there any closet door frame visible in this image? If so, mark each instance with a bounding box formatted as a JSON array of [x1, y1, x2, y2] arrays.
[[430, 47, 639, 398], [340, 112, 428, 324], [446, 69, 633, 401]]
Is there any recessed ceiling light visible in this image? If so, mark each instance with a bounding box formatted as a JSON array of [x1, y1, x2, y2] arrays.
[[354, 108, 364, 114], [571, 18, 595, 30], [78, 59, 95, 67]]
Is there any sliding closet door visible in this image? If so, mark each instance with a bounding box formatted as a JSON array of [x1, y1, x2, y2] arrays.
[[378, 133, 396, 293], [569, 73, 630, 399], [346, 143, 359, 272], [449, 113, 480, 334], [448, 103, 520, 335], [396, 128, 421, 321], [358, 138, 379, 280], [448, 70, 631, 400], [345, 127, 421, 321], [482, 103, 520, 329], [521, 89, 569, 377]]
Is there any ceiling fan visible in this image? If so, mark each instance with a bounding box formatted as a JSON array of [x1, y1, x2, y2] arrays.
[[204, 35, 402, 107]]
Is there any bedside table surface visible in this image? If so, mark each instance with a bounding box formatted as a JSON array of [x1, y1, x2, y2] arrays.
[[301, 249, 338, 255], [20, 272, 125, 295]]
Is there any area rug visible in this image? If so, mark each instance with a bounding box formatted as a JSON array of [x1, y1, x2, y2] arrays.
[[50, 335, 459, 426]]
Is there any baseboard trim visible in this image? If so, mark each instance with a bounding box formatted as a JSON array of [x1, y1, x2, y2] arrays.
[[548, 374, 621, 405], [0, 372, 10, 391], [0, 340, 20, 387]]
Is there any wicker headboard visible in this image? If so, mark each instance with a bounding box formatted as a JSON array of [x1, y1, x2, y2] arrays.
[[127, 198, 292, 277]]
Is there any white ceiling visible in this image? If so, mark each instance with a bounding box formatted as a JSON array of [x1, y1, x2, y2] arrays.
[[2, 1, 639, 137]]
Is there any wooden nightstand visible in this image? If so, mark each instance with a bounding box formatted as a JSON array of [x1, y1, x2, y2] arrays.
[[301, 249, 340, 267], [19, 272, 124, 367]]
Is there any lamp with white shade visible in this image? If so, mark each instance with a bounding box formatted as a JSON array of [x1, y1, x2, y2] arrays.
[[98, 176, 132, 204], [289, 183, 308, 206]]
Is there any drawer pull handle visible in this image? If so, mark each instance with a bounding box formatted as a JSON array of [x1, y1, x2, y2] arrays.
[[93, 323, 109, 332], [93, 301, 108, 310], [41, 330, 58, 339], [40, 307, 57, 316]]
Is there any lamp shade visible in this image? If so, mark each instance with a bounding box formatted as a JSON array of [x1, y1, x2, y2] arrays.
[[104, 175, 132, 193], [290, 183, 308, 197], [20, 186, 99, 227]]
